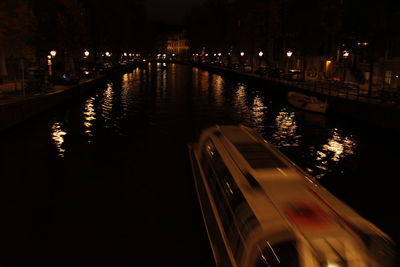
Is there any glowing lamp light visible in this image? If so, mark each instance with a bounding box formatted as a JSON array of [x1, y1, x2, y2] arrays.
[[258, 51, 263, 57], [286, 50, 293, 57], [205, 53, 209, 57], [343, 50, 350, 58], [84, 50, 90, 57], [50, 50, 57, 57], [123, 53, 127, 57], [47, 55, 52, 59], [105, 51, 111, 57], [218, 53, 221, 56], [172, 53, 175, 57], [214, 53, 217, 57], [240, 52, 244, 56]]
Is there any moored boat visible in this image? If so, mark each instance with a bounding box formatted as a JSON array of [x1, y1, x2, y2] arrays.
[[288, 91, 328, 113]]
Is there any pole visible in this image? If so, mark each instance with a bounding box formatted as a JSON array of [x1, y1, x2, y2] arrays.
[[21, 59, 25, 96], [368, 43, 374, 96]]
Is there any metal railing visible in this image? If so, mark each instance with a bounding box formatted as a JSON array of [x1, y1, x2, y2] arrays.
[[196, 62, 400, 107]]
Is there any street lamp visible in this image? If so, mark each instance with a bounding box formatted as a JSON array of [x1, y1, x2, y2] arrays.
[[342, 50, 350, 82], [258, 51, 264, 68], [286, 50, 293, 72], [49, 50, 57, 86], [84, 50, 90, 57], [240, 52, 245, 56]]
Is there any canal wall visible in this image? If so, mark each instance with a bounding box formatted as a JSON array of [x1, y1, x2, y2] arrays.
[[192, 63, 400, 131], [0, 64, 139, 132]]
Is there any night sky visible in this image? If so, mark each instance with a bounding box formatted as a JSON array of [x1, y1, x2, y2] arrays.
[[145, 0, 205, 24]]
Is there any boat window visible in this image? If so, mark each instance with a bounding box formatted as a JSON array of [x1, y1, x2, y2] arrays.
[[200, 138, 261, 263], [256, 240, 299, 267], [234, 143, 287, 169]]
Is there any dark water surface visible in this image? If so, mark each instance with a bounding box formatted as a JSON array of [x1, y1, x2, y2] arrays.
[[0, 63, 398, 265]]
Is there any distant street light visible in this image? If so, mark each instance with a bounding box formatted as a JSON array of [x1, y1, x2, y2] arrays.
[[343, 50, 350, 82], [258, 51, 263, 57], [218, 53, 221, 57], [84, 50, 90, 57], [49, 50, 57, 86], [240, 52, 245, 56], [286, 50, 293, 72]]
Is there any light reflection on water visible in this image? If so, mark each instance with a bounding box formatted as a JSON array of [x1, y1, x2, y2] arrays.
[[251, 95, 267, 132], [83, 97, 96, 140], [51, 121, 67, 157], [233, 83, 251, 118], [212, 75, 224, 107], [200, 71, 209, 91], [273, 108, 302, 147], [322, 128, 356, 162], [92, 66, 358, 182], [311, 128, 356, 179], [101, 83, 114, 128]]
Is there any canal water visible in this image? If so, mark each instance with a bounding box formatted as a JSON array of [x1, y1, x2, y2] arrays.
[[0, 63, 398, 265]]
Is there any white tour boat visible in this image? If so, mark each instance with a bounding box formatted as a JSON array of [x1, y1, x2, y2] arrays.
[[188, 125, 395, 267]]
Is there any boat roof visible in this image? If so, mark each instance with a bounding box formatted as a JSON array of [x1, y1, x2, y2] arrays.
[[201, 125, 387, 239]]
